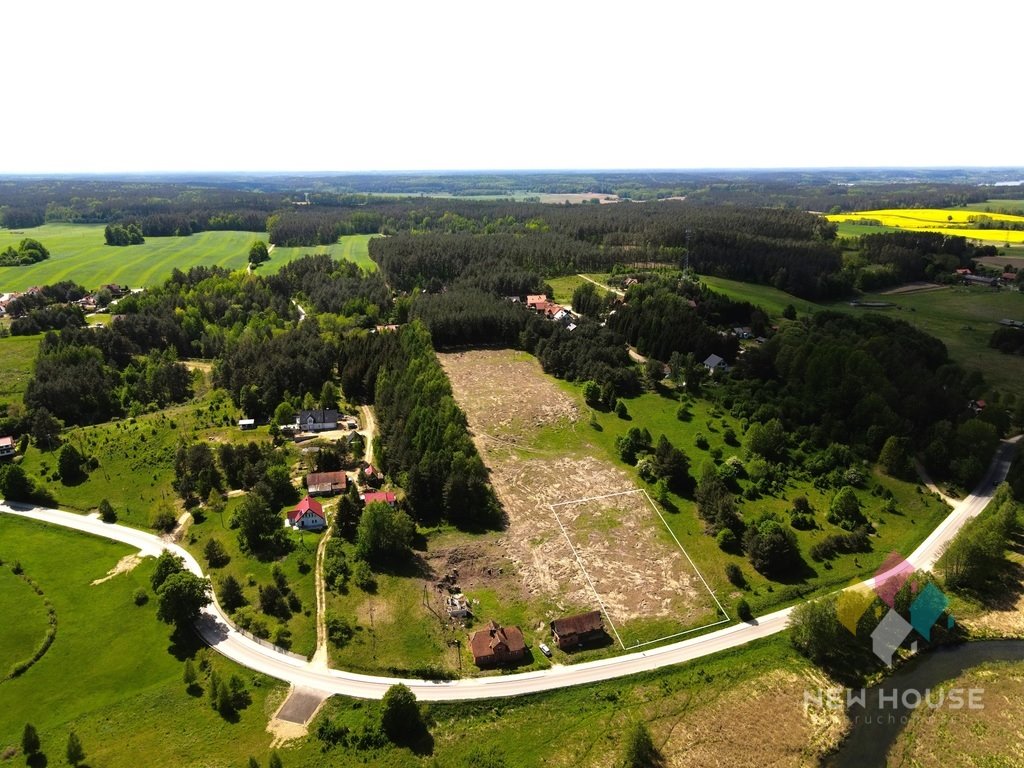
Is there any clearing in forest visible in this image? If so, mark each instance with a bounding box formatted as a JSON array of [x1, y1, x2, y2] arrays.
[[439, 349, 724, 649]]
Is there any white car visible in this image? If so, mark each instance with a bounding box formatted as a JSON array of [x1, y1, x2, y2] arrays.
[[538, 642, 552, 657]]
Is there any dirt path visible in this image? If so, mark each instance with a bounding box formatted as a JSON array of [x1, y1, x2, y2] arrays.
[[359, 404, 376, 465], [627, 346, 647, 364], [914, 459, 958, 507], [578, 273, 625, 297], [310, 519, 332, 669]]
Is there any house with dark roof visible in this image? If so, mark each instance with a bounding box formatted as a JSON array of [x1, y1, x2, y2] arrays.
[[287, 496, 326, 530], [306, 471, 347, 496], [702, 354, 728, 374], [550, 610, 605, 650], [298, 409, 339, 432], [469, 620, 527, 666]]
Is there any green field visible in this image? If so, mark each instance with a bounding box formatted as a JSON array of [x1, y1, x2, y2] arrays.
[[833, 220, 902, 239], [829, 285, 1024, 393], [700, 275, 819, 319], [0, 225, 376, 291], [546, 274, 591, 304], [0, 515, 293, 768], [262, 234, 378, 274], [0, 564, 50, 675], [0, 333, 39, 402]]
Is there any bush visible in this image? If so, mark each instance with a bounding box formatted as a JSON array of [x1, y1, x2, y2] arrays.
[[809, 526, 872, 561], [736, 598, 753, 622], [98, 498, 117, 523], [725, 562, 746, 588], [133, 588, 149, 606], [716, 528, 738, 552], [353, 560, 376, 592]]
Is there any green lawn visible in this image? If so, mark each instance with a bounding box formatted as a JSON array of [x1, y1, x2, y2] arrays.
[[0, 564, 50, 675], [0, 514, 292, 768], [0, 333, 39, 402], [828, 285, 1024, 394], [0, 225, 377, 291]]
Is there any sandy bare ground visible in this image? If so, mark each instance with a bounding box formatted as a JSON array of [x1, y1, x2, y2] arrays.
[[652, 669, 846, 768], [91, 553, 142, 585], [440, 350, 713, 643]]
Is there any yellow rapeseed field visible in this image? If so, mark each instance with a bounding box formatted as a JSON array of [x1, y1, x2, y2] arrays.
[[826, 209, 1024, 243]]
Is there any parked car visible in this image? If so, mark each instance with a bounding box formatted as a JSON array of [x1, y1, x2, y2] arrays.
[[538, 642, 552, 657]]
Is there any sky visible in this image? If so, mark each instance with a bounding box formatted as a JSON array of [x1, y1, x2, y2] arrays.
[[4, 0, 1022, 174]]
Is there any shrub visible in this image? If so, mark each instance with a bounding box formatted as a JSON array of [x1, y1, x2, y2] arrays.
[[725, 562, 746, 588], [736, 598, 753, 622], [716, 528, 738, 552]]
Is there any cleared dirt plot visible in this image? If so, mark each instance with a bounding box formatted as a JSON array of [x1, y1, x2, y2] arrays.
[[440, 349, 721, 649]]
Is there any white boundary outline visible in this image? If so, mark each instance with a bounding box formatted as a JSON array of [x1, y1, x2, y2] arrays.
[[549, 488, 730, 650]]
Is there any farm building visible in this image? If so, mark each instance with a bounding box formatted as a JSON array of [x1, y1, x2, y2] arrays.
[[238, 418, 255, 430], [550, 611, 605, 650], [469, 620, 526, 667], [297, 409, 339, 432], [0, 436, 14, 459], [287, 496, 326, 530], [306, 471, 347, 496]]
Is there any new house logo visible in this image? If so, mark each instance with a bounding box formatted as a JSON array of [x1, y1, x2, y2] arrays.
[[836, 552, 954, 665]]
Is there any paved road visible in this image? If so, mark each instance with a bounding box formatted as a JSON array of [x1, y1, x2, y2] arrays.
[[2, 436, 1018, 701]]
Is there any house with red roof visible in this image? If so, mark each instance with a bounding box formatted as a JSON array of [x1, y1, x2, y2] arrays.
[[361, 491, 397, 506], [0, 436, 15, 460], [469, 620, 527, 667], [287, 496, 326, 530]]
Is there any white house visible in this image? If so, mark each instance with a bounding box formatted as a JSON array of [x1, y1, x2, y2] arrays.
[[297, 409, 339, 432], [287, 496, 326, 530], [703, 354, 729, 374]]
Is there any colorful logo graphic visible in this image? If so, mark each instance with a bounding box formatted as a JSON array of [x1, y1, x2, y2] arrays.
[[838, 551, 954, 665]]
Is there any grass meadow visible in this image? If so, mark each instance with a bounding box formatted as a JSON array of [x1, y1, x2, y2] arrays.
[[0, 225, 376, 291], [0, 514, 295, 768], [262, 233, 378, 274], [546, 377, 950, 618], [828, 285, 1024, 393], [0, 333, 39, 402]]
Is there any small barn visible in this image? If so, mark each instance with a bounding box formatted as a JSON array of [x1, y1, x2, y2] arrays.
[[306, 471, 347, 496], [550, 611, 605, 650]]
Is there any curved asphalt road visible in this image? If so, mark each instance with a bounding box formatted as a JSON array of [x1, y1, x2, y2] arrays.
[[2, 436, 1018, 701]]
